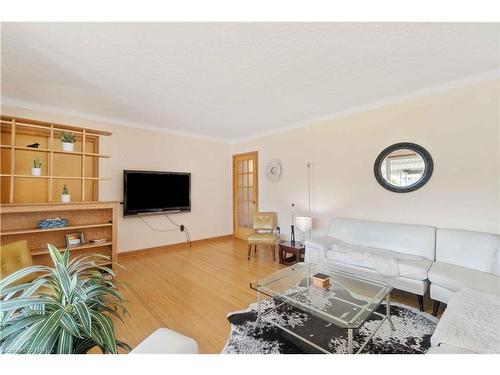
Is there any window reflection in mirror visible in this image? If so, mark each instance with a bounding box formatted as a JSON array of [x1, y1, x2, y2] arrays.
[[380, 149, 425, 187]]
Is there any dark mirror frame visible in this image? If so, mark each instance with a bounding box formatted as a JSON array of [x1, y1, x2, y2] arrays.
[[374, 142, 433, 193]]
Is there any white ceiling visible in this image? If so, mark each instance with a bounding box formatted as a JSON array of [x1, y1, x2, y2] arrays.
[[1, 23, 499, 142]]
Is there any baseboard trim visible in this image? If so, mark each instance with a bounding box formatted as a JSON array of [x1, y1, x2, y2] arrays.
[[117, 234, 234, 258]]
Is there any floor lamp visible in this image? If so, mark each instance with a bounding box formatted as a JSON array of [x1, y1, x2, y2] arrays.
[[296, 162, 312, 242]]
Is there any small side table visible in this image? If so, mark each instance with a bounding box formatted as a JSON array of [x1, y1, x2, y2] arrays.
[[278, 241, 305, 266]]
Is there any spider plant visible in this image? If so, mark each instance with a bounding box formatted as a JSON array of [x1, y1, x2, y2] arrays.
[[0, 244, 130, 354]]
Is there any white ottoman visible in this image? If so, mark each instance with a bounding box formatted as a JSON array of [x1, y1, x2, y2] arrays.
[[130, 328, 199, 354]]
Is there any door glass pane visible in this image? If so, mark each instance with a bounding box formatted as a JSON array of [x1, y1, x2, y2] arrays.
[[248, 160, 253, 173], [238, 160, 244, 173], [243, 187, 248, 205]]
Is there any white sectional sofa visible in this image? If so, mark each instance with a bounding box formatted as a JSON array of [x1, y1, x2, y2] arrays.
[[304, 217, 500, 353], [305, 218, 436, 310], [429, 228, 500, 314]]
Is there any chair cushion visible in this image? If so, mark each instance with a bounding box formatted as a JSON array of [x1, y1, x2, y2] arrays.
[[0, 240, 34, 285], [253, 212, 276, 231], [247, 233, 276, 245], [428, 261, 500, 296]]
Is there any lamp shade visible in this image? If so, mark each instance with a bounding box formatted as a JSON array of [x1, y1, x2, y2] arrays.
[[295, 216, 312, 232]]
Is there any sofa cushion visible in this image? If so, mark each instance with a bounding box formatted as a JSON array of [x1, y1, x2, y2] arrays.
[[430, 288, 500, 354], [325, 240, 431, 280], [427, 343, 476, 354], [304, 236, 339, 251], [428, 261, 500, 296], [327, 218, 436, 260], [397, 259, 433, 281], [436, 228, 498, 273]]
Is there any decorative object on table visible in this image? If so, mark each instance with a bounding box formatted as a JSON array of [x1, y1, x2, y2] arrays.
[[37, 217, 69, 229], [0, 243, 130, 354], [65, 232, 85, 247], [89, 238, 107, 244], [290, 203, 295, 245], [60, 130, 76, 152], [223, 301, 437, 354], [26, 142, 40, 148], [265, 159, 282, 182], [374, 142, 433, 193], [31, 158, 42, 176], [311, 272, 331, 289], [61, 184, 71, 203], [278, 241, 305, 266]]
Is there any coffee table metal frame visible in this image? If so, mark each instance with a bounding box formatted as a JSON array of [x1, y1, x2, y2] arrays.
[[250, 263, 395, 354]]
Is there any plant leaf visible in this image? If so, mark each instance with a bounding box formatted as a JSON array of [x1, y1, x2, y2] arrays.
[[56, 328, 73, 354], [0, 320, 45, 354], [26, 309, 64, 353], [74, 301, 92, 334], [73, 337, 96, 354], [90, 311, 117, 353], [47, 243, 64, 266], [60, 310, 81, 337], [0, 315, 45, 341], [0, 265, 50, 290], [55, 261, 73, 301], [0, 297, 59, 313]]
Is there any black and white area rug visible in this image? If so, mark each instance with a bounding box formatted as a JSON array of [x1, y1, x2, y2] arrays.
[[222, 298, 438, 354]]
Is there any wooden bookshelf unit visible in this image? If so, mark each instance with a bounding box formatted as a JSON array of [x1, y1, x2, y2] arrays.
[[0, 115, 111, 204], [0, 202, 118, 268]]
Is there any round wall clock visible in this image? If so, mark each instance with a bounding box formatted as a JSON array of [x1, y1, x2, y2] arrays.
[[266, 159, 282, 182]]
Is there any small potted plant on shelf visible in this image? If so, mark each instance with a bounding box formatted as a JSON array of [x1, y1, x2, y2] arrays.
[[0, 244, 130, 354], [31, 158, 42, 176], [60, 131, 76, 152], [61, 184, 71, 203]]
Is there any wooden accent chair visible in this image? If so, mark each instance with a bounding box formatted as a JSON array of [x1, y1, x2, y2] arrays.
[[247, 212, 277, 261]]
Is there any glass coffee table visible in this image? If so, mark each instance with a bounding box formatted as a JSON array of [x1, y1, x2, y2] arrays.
[[250, 263, 395, 354]]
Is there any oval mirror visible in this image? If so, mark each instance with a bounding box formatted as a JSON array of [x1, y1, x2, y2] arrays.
[[374, 143, 433, 193]]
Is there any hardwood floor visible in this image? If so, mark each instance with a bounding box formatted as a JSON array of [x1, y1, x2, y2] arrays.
[[114, 237, 439, 354]]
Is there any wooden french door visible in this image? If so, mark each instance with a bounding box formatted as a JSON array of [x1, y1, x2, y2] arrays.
[[233, 151, 258, 240]]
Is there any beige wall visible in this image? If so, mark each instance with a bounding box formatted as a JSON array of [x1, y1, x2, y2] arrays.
[[1, 105, 233, 252], [231, 80, 500, 237], [3, 79, 498, 254]]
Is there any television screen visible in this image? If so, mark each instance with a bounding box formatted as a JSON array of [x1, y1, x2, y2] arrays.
[[123, 170, 191, 216]]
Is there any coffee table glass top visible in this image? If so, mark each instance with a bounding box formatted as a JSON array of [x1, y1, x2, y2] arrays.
[[250, 263, 392, 329]]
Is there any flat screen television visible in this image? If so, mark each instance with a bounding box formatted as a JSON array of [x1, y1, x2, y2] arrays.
[[123, 170, 191, 216]]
